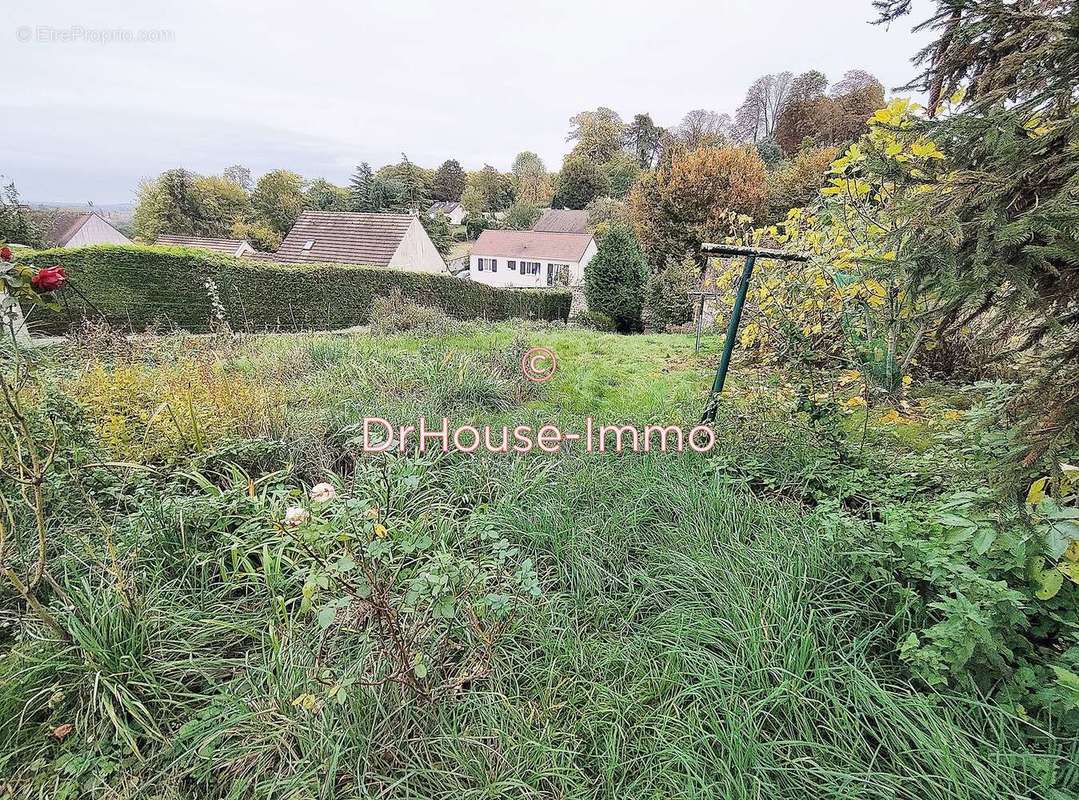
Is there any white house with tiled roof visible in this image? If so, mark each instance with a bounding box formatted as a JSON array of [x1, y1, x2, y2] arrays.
[[155, 235, 257, 258], [276, 211, 446, 273], [427, 201, 466, 226], [469, 230, 596, 289], [46, 212, 130, 248]]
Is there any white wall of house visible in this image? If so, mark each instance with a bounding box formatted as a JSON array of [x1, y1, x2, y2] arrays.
[[65, 215, 131, 247], [388, 218, 448, 273], [446, 205, 466, 226], [468, 239, 597, 289], [429, 204, 465, 226]]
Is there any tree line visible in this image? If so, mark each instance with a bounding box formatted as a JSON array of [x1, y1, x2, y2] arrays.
[[121, 67, 885, 259]]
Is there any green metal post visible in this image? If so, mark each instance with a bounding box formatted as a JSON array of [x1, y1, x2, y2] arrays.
[[702, 254, 755, 422]]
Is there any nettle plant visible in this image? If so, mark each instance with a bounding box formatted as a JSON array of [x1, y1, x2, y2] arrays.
[[281, 456, 541, 705]]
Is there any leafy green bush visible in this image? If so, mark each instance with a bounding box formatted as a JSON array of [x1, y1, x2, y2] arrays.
[[502, 201, 541, 230], [19, 245, 569, 334], [584, 225, 647, 332], [644, 254, 698, 331], [369, 289, 453, 335], [571, 309, 617, 331], [463, 213, 498, 240]]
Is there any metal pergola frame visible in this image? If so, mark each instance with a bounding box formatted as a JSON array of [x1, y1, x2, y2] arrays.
[[700, 243, 808, 423]]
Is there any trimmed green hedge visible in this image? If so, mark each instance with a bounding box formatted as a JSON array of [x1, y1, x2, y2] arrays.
[[21, 245, 570, 334]]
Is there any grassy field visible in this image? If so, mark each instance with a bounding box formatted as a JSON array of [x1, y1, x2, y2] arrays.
[[0, 322, 1073, 799]]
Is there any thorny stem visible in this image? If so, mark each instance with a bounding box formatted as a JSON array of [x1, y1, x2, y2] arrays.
[[0, 320, 69, 639]]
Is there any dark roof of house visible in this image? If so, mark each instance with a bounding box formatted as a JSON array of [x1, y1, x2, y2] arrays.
[[471, 230, 594, 262], [275, 211, 415, 265], [532, 209, 590, 234], [46, 212, 94, 247], [155, 235, 252, 256], [428, 201, 462, 214]]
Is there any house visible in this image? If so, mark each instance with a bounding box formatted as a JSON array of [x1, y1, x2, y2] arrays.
[[45, 211, 131, 248], [427, 201, 466, 226], [532, 209, 589, 234], [469, 230, 596, 289], [155, 235, 257, 258], [276, 211, 445, 272]]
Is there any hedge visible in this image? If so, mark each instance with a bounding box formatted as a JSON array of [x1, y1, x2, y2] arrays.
[[19, 245, 571, 334]]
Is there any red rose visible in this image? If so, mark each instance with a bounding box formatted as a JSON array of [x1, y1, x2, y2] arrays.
[[31, 265, 67, 293], [0, 246, 11, 262]]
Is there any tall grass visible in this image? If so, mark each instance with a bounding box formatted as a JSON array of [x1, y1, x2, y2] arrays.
[[0, 327, 1071, 798]]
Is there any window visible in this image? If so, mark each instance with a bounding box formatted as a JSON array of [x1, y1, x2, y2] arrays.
[[508, 260, 516, 271], [476, 257, 498, 272], [302, 240, 314, 251], [520, 261, 540, 275], [546, 263, 569, 286]]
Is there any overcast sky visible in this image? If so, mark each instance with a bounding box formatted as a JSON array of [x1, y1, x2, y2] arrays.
[[6, 0, 934, 204]]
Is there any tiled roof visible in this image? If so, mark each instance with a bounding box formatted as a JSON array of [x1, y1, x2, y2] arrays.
[[428, 201, 461, 214], [155, 235, 252, 256], [532, 209, 589, 234], [471, 230, 594, 262], [46, 212, 93, 247], [276, 211, 413, 265]]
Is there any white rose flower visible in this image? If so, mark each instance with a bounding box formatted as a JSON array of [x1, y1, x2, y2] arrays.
[[283, 506, 310, 528], [310, 482, 336, 503]]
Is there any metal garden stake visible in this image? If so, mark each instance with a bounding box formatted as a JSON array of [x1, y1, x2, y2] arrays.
[[700, 243, 808, 423]]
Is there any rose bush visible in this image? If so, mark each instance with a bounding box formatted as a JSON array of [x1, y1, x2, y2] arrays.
[[31, 264, 66, 293]]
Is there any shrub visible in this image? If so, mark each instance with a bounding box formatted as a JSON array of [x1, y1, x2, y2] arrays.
[[18, 245, 570, 334], [572, 309, 617, 331], [584, 225, 647, 332], [369, 289, 453, 335], [644, 254, 698, 331], [464, 213, 498, 240], [68, 357, 284, 462], [502, 201, 542, 230]]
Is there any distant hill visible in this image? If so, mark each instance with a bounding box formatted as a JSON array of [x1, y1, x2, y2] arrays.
[[26, 202, 135, 238]]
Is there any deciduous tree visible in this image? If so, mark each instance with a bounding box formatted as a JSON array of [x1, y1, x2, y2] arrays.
[[222, 164, 253, 192], [305, 178, 350, 211], [503, 201, 542, 230], [552, 156, 610, 210], [469, 165, 515, 212], [251, 169, 306, 236], [0, 179, 43, 248], [674, 109, 733, 150], [431, 159, 466, 202], [764, 145, 838, 222], [603, 152, 641, 199], [566, 107, 625, 163], [733, 72, 794, 142], [511, 151, 553, 205], [627, 145, 768, 267]]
